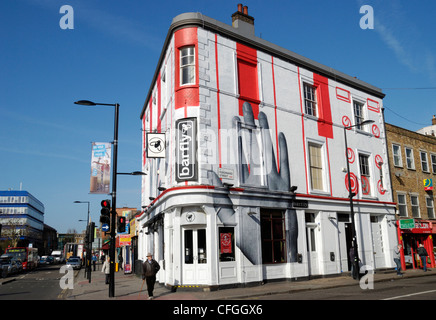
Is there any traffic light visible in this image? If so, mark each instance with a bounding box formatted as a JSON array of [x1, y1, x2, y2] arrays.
[[100, 199, 111, 225], [117, 216, 126, 233]]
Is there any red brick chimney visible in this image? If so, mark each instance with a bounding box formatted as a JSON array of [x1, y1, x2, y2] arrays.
[[432, 115, 436, 125], [231, 3, 255, 36]]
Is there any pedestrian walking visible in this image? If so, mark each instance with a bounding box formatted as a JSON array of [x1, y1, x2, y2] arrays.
[[417, 244, 429, 272], [142, 253, 160, 300], [393, 244, 403, 276], [92, 254, 97, 271], [102, 257, 110, 284]]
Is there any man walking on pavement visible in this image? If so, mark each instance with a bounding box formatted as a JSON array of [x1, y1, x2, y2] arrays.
[[142, 253, 160, 300], [418, 244, 429, 272]]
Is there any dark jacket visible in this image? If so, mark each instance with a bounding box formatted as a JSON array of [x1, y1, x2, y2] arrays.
[[417, 246, 428, 257], [142, 259, 160, 279]]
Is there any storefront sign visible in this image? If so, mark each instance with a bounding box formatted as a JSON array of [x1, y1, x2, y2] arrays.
[[146, 133, 166, 158], [399, 219, 415, 229], [176, 118, 197, 182], [292, 200, 309, 209], [119, 235, 131, 246], [424, 179, 433, 191]]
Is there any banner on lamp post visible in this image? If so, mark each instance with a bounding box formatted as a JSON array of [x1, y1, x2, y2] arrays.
[[90, 142, 111, 194]]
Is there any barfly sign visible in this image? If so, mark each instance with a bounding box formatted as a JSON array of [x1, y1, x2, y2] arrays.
[[176, 118, 197, 182]]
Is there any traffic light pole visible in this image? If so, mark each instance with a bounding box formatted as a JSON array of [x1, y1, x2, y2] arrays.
[[109, 103, 119, 298]]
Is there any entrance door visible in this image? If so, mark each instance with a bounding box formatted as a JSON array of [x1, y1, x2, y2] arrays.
[[182, 228, 208, 284], [370, 215, 385, 268]]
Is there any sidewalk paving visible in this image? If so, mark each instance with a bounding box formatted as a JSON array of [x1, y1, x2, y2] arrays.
[[65, 265, 436, 300]]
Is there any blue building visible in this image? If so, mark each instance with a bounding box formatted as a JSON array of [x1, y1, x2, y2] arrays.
[[0, 190, 45, 249]]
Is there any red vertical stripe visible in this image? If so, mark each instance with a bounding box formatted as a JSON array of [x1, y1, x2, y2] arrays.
[[215, 34, 222, 168], [298, 67, 309, 194], [271, 56, 279, 172], [157, 73, 162, 133], [313, 73, 333, 139], [236, 43, 259, 119]]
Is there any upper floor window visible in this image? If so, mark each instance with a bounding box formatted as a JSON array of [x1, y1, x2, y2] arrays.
[[359, 154, 371, 196], [405, 147, 415, 169], [397, 193, 407, 217], [303, 83, 317, 117], [180, 46, 195, 85], [308, 143, 324, 191], [411, 195, 420, 218], [431, 154, 436, 173], [392, 144, 402, 167], [420, 151, 429, 172], [353, 101, 365, 130]]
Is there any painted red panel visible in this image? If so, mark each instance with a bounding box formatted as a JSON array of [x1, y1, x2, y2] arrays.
[[174, 27, 199, 111], [313, 73, 333, 139], [236, 43, 259, 119]]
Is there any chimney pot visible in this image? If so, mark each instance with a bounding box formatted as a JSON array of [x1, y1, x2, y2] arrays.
[[432, 115, 436, 125], [243, 6, 248, 15], [237, 3, 243, 12]]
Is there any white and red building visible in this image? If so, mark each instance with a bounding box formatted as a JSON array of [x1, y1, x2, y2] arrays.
[[136, 5, 398, 288]]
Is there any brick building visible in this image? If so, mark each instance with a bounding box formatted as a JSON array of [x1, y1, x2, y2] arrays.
[[385, 122, 436, 270]]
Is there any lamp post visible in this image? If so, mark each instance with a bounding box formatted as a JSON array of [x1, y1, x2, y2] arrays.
[[75, 100, 119, 297], [343, 119, 374, 280]]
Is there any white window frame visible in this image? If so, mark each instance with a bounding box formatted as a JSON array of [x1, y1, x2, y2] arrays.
[[180, 46, 195, 86], [420, 151, 429, 173], [397, 192, 407, 217], [392, 144, 402, 167], [303, 83, 317, 117], [353, 100, 366, 130], [405, 147, 415, 169], [426, 196, 435, 219], [431, 154, 436, 174], [308, 142, 325, 192], [410, 194, 420, 218], [358, 152, 372, 197]]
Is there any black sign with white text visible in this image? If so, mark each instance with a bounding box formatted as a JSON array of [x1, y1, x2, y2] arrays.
[[176, 117, 197, 182]]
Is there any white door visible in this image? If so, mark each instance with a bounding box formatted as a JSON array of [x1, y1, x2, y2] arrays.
[[306, 225, 319, 275], [371, 216, 385, 268], [182, 228, 208, 284]]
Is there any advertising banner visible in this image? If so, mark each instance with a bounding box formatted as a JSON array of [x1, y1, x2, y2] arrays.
[[90, 142, 111, 194]]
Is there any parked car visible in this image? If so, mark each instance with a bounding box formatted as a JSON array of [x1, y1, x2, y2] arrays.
[[0, 257, 19, 277], [40, 256, 54, 265], [66, 257, 81, 270]]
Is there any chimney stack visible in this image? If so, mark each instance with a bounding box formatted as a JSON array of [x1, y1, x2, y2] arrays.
[[231, 3, 255, 36], [432, 115, 436, 125]]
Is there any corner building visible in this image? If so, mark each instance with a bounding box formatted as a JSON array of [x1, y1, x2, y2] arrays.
[[137, 6, 397, 288]]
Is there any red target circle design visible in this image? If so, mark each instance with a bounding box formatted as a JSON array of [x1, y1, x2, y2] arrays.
[[347, 148, 355, 163], [375, 155, 383, 169], [377, 180, 386, 195], [372, 124, 380, 138], [361, 176, 371, 195], [342, 116, 352, 129], [345, 172, 359, 194]]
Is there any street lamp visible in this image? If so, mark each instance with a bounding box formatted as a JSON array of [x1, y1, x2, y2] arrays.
[[343, 119, 374, 280], [75, 99, 119, 297], [117, 171, 147, 175]]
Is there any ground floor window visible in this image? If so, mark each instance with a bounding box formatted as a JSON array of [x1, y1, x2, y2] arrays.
[[219, 227, 235, 262], [261, 210, 286, 264]]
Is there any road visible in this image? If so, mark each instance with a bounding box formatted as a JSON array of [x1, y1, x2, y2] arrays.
[[243, 274, 436, 300], [0, 264, 77, 300]]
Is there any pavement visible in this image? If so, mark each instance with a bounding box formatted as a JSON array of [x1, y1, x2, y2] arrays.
[[62, 264, 436, 301]]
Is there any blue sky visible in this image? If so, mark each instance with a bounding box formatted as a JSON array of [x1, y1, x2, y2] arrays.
[[1, 0, 435, 233]]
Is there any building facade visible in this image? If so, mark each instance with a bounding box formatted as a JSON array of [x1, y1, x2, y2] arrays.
[[137, 6, 397, 288], [385, 122, 436, 270], [0, 190, 45, 252]]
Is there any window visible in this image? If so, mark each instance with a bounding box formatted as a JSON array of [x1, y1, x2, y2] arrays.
[[397, 193, 407, 217], [426, 197, 435, 219], [308, 143, 324, 191], [420, 151, 429, 172], [405, 147, 415, 169], [261, 210, 286, 264], [359, 154, 371, 195], [180, 46, 195, 85], [411, 195, 420, 218], [303, 83, 317, 117], [392, 144, 402, 167], [431, 154, 436, 173], [353, 101, 365, 130], [219, 227, 235, 262]]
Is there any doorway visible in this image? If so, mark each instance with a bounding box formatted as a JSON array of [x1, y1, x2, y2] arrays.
[[182, 228, 208, 284]]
